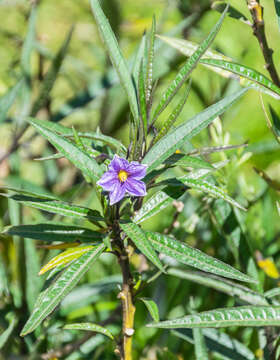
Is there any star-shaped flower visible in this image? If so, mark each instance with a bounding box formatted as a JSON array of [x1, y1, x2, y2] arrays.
[[97, 155, 147, 205]]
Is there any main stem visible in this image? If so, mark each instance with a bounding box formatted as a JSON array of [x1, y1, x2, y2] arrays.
[[118, 246, 135, 360]]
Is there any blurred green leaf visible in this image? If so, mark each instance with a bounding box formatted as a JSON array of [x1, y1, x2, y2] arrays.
[[139, 297, 160, 322], [0, 80, 23, 124], [145, 231, 255, 283], [21, 243, 106, 336], [147, 306, 280, 328], [168, 268, 267, 305], [0, 313, 18, 349], [64, 322, 114, 339], [21, 7, 37, 76], [164, 153, 213, 169], [90, 0, 139, 121], [212, 1, 250, 23], [274, 0, 280, 32], [172, 328, 256, 360], [193, 327, 208, 360]]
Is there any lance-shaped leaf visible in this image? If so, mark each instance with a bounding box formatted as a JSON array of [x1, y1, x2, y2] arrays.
[[147, 306, 280, 329], [3, 193, 103, 222], [168, 268, 267, 305], [145, 231, 255, 283], [172, 328, 256, 360], [146, 15, 156, 103], [0, 313, 18, 349], [120, 222, 165, 272], [21, 7, 37, 76], [29, 118, 102, 182], [138, 61, 148, 139], [39, 246, 95, 275], [200, 58, 280, 99], [154, 81, 191, 144], [132, 32, 147, 90], [151, 6, 228, 123], [181, 178, 246, 211], [0, 80, 23, 124], [64, 322, 114, 340], [193, 327, 208, 360], [143, 87, 248, 173], [90, 0, 139, 121], [3, 223, 103, 243], [139, 297, 160, 322], [21, 243, 106, 336]]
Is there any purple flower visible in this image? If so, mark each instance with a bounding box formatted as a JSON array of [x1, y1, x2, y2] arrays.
[[97, 155, 147, 205]]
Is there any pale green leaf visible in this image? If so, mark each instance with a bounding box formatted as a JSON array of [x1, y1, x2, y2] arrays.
[[64, 322, 114, 340], [140, 297, 160, 322], [0, 80, 23, 124]]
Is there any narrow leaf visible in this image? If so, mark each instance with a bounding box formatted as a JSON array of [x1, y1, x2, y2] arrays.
[[154, 81, 191, 144], [0, 313, 18, 349], [3, 223, 104, 243], [29, 118, 102, 182], [90, 0, 139, 120], [146, 15, 156, 103], [200, 58, 280, 99], [4, 193, 103, 222], [0, 80, 23, 124], [145, 231, 255, 283], [39, 246, 95, 275], [120, 222, 165, 272], [140, 297, 160, 322], [152, 6, 228, 122], [21, 243, 106, 336], [64, 322, 114, 339], [164, 153, 213, 169], [193, 328, 209, 360], [147, 306, 280, 329], [143, 88, 248, 173]]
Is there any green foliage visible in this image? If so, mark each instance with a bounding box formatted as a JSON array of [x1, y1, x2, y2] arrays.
[[1, 0, 280, 359]]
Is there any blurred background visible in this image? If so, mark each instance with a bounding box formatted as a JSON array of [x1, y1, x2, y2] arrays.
[[1, 0, 280, 359]]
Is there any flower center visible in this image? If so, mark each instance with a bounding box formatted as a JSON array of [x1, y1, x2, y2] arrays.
[[118, 169, 128, 182]]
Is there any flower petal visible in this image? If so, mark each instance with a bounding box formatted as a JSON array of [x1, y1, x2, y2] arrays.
[[97, 171, 118, 191], [109, 155, 129, 172], [127, 162, 147, 179], [125, 178, 147, 197], [109, 182, 126, 205]]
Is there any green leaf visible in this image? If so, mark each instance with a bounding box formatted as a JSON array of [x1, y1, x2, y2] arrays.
[[120, 222, 165, 272], [0, 80, 23, 124], [64, 322, 114, 340], [264, 287, 280, 299], [90, 0, 139, 121], [132, 32, 147, 91], [168, 268, 267, 306], [164, 153, 213, 169], [3, 193, 103, 222], [0, 313, 18, 349], [147, 306, 280, 329], [139, 297, 160, 322], [145, 231, 255, 283], [39, 246, 95, 275], [29, 118, 102, 182], [269, 104, 280, 139], [143, 88, 248, 173], [21, 243, 106, 336], [3, 223, 103, 243], [151, 6, 228, 123], [21, 7, 37, 76], [154, 81, 191, 144], [172, 328, 256, 360], [138, 61, 148, 140], [146, 15, 156, 103], [31, 26, 74, 116], [193, 327, 209, 360], [200, 58, 280, 99], [181, 178, 246, 211]]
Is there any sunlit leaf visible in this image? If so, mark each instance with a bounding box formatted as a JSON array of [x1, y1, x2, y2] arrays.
[[139, 297, 160, 322], [64, 322, 114, 339]]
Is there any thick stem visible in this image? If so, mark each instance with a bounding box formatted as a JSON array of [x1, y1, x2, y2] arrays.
[[118, 249, 135, 360], [247, 0, 280, 87]]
